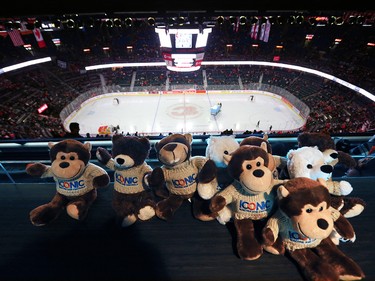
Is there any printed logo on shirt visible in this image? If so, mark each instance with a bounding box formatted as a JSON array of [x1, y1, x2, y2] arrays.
[[172, 173, 196, 188], [115, 174, 138, 186], [239, 199, 272, 213], [288, 230, 316, 244], [58, 179, 86, 190]]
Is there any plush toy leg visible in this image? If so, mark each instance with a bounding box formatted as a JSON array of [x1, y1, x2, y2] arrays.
[[138, 206, 156, 221], [121, 215, 137, 227], [331, 196, 366, 218], [288, 248, 339, 281], [216, 206, 232, 225], [340, 197, 366, 218], [330, 196, 345, 211], [66, 189, 97, 220], [263, 236, 285, 255], [29, 192, 67, 226], [148, 167, 169, 199], [234, 218, 262, 260], [137, 191, 157, 221], [329, 229, 343, 245], [156, 194, 184, 220], [314, 238, 365, 280], [111, 191, 155, 226], [191, 195, 216, 222]]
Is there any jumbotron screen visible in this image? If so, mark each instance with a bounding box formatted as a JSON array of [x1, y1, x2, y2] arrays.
[[155, 27, 212, 72]]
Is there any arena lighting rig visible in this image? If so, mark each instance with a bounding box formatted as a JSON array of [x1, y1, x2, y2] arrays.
[[0, 57, 51, 74]]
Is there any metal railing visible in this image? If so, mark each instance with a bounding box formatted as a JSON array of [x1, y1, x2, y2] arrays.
[[1, 134, 373, 184]]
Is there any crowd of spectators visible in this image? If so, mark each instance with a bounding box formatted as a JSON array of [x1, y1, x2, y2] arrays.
[[0, 17, 374, 140]]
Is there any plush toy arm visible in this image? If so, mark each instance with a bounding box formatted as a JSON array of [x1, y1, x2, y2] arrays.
[[198, 159, 217, 183], [192, 155, 209, 170], [148, 167, 169, 198], [96, 147, 112, 165], [26, 163, 50, 177], [331, 207, 356, 242], [262, 226, 276, 246], [87, 164, 110, 189], [141, 164, 153, 191], [274, 179, 289, 186], [274, 155, 287, 170], [148, 167, 165, 187], [338, 180, 353, 196], [262, 213, 280, 246], [197, 159, 219, 199], [261, 214, 286, 255], [334, 216, 356, 242], [326, 179, 353, 196], [209, 195, 227, 213], [209, 184, 236, 213], [93, 174, 110, 189], [197, 180, 219, 200]]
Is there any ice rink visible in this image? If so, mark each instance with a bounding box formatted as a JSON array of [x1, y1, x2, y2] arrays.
[[66, 91, 306, 136]]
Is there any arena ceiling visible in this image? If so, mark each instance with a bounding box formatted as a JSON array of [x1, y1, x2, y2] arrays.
[[0, 0, 369, 18]]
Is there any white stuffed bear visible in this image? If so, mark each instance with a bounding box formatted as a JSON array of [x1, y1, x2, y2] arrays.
[[197, 135, 240, 224], [286, 146, 353, 196]]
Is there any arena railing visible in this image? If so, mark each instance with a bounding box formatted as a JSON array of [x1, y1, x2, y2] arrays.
[[0, 134, 373, 184]]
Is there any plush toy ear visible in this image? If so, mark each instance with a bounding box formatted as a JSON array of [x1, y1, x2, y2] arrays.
[[205, 137, 213, 158], [223, 153, 232, 164], [48, 142, 55, 149], [317, 178, 328, 189], [140, 137, 151, 151], [208, 136, 216, 145], [286, 149, 295, 160], [112, 134, 122, 142], [277, 185, 289, 200], [84, 142, 92, 152], [184, 133, 193, 145], [263, 134, 268, 141], [260, 141, 268, 152]]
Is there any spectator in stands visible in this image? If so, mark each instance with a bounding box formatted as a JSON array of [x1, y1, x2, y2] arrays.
[[63, 122, 83, 138]]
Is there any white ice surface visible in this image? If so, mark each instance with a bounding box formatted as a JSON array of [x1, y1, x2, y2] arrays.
[[66, 91, 305, 136]]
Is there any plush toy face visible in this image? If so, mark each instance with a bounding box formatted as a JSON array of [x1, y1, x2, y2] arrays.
[[278, 178, 334, 239], [226, 144, 273, 194], [155, 133, 192, 166], [111, 135, 151, 169], [205, 135, 239, 168], [287, 146, 333, 181], [48, 139, 91, 179], [240, 134, 278, 173]]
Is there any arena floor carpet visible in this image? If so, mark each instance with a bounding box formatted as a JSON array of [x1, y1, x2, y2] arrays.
[[0, 177, 373, 281]]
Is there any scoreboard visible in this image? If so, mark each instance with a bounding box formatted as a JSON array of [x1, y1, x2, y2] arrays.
[[155, 27, 212, 72]]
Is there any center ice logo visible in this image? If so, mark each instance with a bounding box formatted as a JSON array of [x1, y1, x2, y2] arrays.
[[167, 103, 203, 119]]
